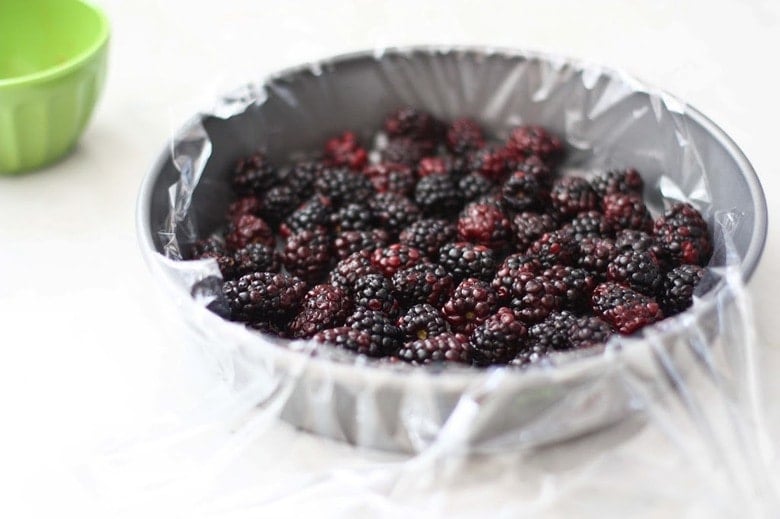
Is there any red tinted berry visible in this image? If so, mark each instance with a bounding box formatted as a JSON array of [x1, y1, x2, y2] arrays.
[[232, 243, 279, 276], [226, 196, 262, 221], [457, 202, 513, 250], [332, 229, 389, 260], [602, 193, 653, 232], [225, 214, 275, 251], [323, 131, 368, 170], [363, 163, 416, 195], [446, 118, 485, 155], [346, 308, 405, 355], [590, 168, 643, 197], [353, 273, 399, 317], [289, 284, 352, 338], [506, 272, 561, 323], [471, 307, 528, 366], [550, 177, 599, 219], [442, 278, 499, 334], [371, 244, 425, 277], [327, 251, 381, 293], [383, 107, 440, 151], [280, 227, 332, 283], [231, 151, 279, 196], [505, 125, 564, 164], [391, 263, 455, 308], [527, 230, 578, 267], [466, 146, 510, 182], [491, 253, 543, 300], [591, 282, 663, 334], [576, 236, 618, 275], [654, 203, 712, 266], [382, 137, 426, 166], [512, 212, 557, 251], [396, 303, 450, 342]]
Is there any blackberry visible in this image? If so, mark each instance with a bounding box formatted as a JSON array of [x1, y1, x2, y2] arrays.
[[513, 155, 554, 183], [369, 192, 421, 236], [381, 137, 426, 166], [512, 212, 557, 251], [223, 271, 307, 322], [327, 251, 381, 294], [549, 177, 599, 219], [509, 344, 551, 367], [457, 202, 513, 250], [190, 236, 226, 259], [442, 278, 498, 334], [391, 263, 455, 308], [602, 193, 652, 232], [466, 146, 510, 182], [280, 195, 333, 237], [397, 333, 471, 365], [527, 230, 578, 267], [225, 214, 275, 251], [282, 160, 322, 199], [258, 185, 300, 225], [659, 264, 705, 315], [371, 244, 426, 277], [543, 265, 597, 311], [333, 229, 389, 260], [471, 307, 528, 366], [417, 156, 448, 177], [414, 174, 463, 216], [606, 250, 663, 295], [383, 107, 440, 150], [232, 243, 279, 276], [330, 203, 374, 232], [569, 316, 614, 349], [346, 308, 404, 356], [323, 131, 368, 170], [505, 125, 564, 164], [446, 118, 485, 155], [353, 273, 400, 317], [364, 163, 415, 195], [314, 167, 374, 207], [614, 229, 670, 270], [590, 168, 643, 197], [226, 196, 262, 221], [528, 311, 577, 352], [396, 303, 450, 341], [438, 242, 497, 282], [654, 203, 712, 266], [289, 284, 352, 338], [562, 211, 612, 241], [576, 236, 618, 276], [398, 219, 457, 259], [501, 169, 548, 212], [492, 253, 543, 300], [231, 151, 279, 196], [506, 272, 561, 323], [280, 227, 332, 283], [199, 251, 238, 280], [458, 173, 495, 202], [313, 327, 377, 357], [591, 282, 664, 334]]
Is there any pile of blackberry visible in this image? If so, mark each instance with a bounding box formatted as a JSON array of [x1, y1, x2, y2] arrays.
[[188, 107, 712, 368]]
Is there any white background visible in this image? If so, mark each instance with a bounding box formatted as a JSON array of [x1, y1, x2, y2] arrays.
[[2, 0, 780, 517]]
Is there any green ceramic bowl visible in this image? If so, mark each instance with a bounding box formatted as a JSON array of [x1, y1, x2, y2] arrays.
[[0, 0, 109, 174]]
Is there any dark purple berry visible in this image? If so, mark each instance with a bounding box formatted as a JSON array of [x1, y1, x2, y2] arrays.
[[591, 282, 663, 335], [576, 237, 618, 275], [323, 131, 368, 170], [369, 192, 421, 236], [280, 195, 333, 237], [391, 263, 454, 307], [659, 264, 705, 315], [471, 307, 528, 366], [446, 118, 485, 155], [442, 278, 498, 334], [458, 173, 495, 202], [512, 212, 557, 251], [346, 308, 404, 355], [606, 250, 663, 295], [396, 304, 450, 342], [231, 152, 279, 196], [414, 174, 463, 216], [280, 227, 332, 283], [330, 203, 374, 232], [399, 219, 457, 259], [528, 311, 577, 352], [371, 244, 425, 278], [457, 202, 513, 250], [398, 333, 471, 365], [438, 242, 497, 282], [223, 271, 307, 322], [590, 168, 643, 197], [313, 327, 377, 356], [543, 265, 597, 311], [363, 163, 415, 195], [654, 203, 712, 266], [527, 230, 578, 267], [314, 167, 374, 207], [289, 284, 352, 338], [569, 316, 614, 349], [602, 193, 653, 232], [327, 251, 381, 294], [232, 243, 279, 276], [225, 214, 275, 251], [550, 177, 599, 219], [505, 125, 564, 164], [353, 274, 399, 317], [332, 229, 389, 260]]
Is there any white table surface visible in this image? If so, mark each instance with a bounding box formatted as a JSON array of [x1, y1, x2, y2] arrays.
[[2, 1, 780, 517]]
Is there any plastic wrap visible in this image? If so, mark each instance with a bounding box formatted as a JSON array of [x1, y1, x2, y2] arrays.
[[122, 47, 775, 516]]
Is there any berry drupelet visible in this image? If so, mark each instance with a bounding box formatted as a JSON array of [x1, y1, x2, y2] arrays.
[[591, 282, 664, 334], [471, 307, 528, 366]]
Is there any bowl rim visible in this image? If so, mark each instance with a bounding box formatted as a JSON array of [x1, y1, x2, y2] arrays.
[[0, 0, 110, 88], [135, 45, 768, 384]]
